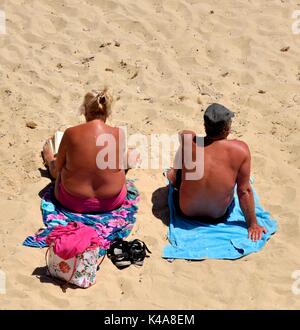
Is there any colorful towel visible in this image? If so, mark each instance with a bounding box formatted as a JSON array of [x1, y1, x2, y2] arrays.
[[23, 180, 139, 256], [163, 183, 277, 260]]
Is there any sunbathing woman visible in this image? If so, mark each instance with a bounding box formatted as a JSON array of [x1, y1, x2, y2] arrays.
[[42, 88, 131, 213]]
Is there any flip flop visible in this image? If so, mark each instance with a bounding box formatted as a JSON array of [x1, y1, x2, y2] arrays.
[[107, 239, 132, 269], [107, 239, 151, 269], [128, 239, 152, 266]]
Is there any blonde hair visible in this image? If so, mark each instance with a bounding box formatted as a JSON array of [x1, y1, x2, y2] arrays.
[[79, 87, 113, 120]]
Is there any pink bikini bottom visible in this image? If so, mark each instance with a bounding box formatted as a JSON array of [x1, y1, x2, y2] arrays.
[[57, 182, 127, 213]]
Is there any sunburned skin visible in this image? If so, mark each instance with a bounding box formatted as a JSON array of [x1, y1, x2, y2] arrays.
[[43, 119, 126, 200], [168, 128, 267, 242], [42, 89, 131, 209]]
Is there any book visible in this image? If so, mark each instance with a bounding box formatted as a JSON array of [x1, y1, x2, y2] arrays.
[[50, 131, 64, 154]]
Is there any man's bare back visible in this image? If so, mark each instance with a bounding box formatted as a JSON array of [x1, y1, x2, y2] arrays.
[[179, 137, 248, 219]]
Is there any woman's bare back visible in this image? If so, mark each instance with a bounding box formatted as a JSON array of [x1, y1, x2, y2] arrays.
[[59, 119, 126, 199]]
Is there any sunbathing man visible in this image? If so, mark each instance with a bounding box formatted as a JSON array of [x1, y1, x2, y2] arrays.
[[167, 103, 267, 242], [42, 88, 132, 213]]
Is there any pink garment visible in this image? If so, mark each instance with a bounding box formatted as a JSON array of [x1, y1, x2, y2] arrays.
[[46, 222, 101, 260], [57, 182, 127, 213]]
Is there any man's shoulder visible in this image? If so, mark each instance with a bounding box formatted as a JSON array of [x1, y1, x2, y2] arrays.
[[228, 139, 249, 148], [227, 139, 250, 155]]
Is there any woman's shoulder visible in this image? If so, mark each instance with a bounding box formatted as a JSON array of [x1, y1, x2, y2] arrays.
[[65, 121, 121, 138], [62, 123, 90, 141], [102, 123, 123, 135]]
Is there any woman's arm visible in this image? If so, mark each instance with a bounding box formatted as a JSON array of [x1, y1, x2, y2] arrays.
[[44, 129, 68, 179]]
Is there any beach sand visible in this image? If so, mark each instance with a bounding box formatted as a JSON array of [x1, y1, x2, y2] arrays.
[[0, 0, 300, 309]]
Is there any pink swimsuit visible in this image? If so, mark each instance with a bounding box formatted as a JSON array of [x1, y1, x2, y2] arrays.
[[57, 182, 127, 213]]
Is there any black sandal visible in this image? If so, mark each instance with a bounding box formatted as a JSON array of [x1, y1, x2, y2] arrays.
[[128, 239, 151, 266], [107, 239, 152, 269], [107, 239, 132, 269]]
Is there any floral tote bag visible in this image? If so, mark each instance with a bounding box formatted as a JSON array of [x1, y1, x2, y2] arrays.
[[46, 245, 101, 288]]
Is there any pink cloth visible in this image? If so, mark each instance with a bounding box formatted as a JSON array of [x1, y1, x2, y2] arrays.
[[57, 182, 127, 213], [46, 222, 101, 259]]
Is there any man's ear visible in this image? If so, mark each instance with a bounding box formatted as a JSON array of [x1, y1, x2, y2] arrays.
[[225, 127, 231, 137]]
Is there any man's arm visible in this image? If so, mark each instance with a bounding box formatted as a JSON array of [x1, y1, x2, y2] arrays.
[[236, 143, 267, 241], [166, 130, 196, 186]]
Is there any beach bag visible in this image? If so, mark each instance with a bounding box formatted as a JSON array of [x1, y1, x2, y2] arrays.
[[46, 244, 101, 288]]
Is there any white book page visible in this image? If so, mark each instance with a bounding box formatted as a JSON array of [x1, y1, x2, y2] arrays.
[[54, 131, 64, 154]]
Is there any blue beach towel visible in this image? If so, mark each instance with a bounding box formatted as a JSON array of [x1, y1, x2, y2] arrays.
[[23, 180, 140, 256], [163, 183, 277, 260]]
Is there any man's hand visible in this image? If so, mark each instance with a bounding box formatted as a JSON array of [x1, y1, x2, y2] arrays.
[[178, 130, 196, 143], [248, 223, 267, 242]]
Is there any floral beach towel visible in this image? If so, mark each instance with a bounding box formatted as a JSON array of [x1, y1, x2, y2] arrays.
[[23, 180, 140, 256]]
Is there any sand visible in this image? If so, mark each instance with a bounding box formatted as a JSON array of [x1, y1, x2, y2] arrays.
[[0, 0, 300, 309]]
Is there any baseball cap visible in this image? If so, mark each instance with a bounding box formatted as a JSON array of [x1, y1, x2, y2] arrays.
[[204, 103, 235, 126]]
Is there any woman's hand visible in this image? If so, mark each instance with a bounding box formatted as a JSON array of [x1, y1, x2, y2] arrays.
[[127, 148, 141, 169], [42, 138, 58, 179]]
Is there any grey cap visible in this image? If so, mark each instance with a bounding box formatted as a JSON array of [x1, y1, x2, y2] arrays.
[[204, 103, 235, 126]]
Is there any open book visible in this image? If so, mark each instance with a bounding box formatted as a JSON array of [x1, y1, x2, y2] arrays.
[[50, 131, 64, 155]]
